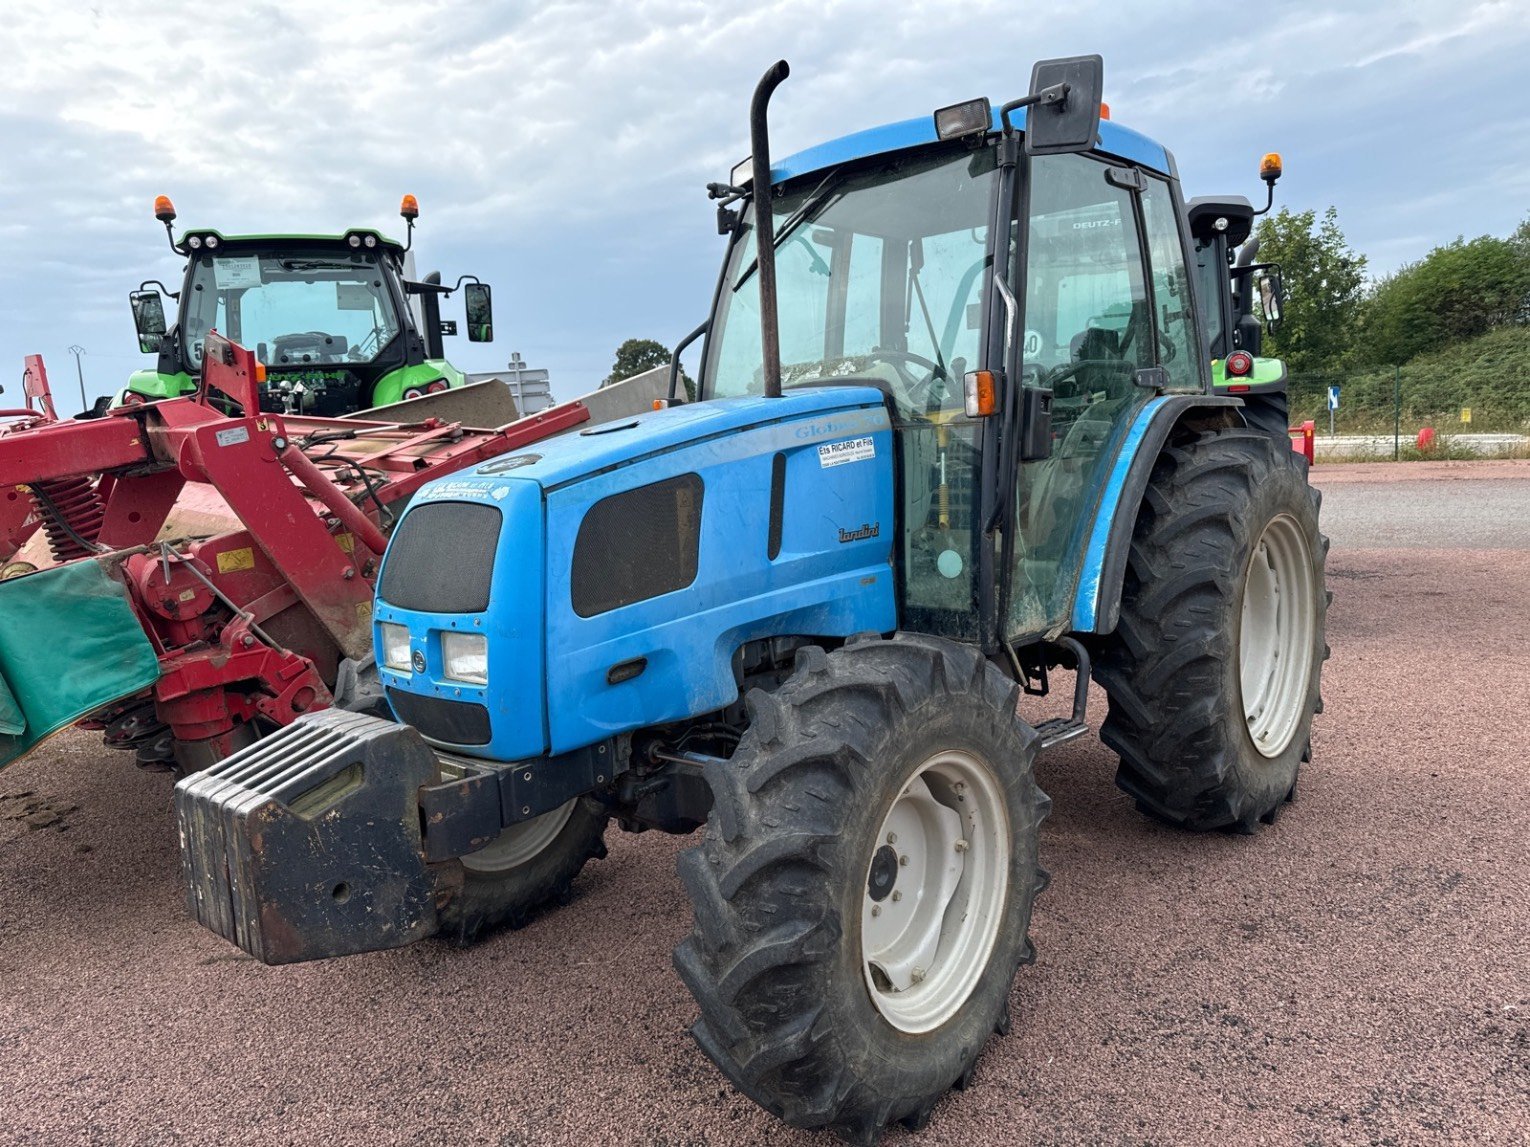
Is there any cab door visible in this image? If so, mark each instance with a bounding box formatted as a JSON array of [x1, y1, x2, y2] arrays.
[[1004, 152, 1201, 639]]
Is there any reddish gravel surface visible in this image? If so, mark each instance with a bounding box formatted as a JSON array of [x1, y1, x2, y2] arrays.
[[2, 463, 1528, 1146]]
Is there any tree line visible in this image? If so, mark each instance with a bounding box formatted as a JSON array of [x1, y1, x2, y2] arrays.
[[1257, 207, 1530, 372]]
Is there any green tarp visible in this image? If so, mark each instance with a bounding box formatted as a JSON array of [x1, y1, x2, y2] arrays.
[[0, 560, 162, 770]]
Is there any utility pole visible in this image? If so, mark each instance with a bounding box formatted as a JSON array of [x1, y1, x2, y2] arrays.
[[508, 351, 525, 415], [67, 344, 87, 412]]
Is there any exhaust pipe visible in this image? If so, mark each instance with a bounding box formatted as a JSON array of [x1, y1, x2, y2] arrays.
[[749, 60, 790, 399]]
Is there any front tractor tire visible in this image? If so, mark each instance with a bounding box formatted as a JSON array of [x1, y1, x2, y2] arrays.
[[1094, 424, 1329, 832], [439, 797, 609, 944], [674, 635, 1049, 1144]]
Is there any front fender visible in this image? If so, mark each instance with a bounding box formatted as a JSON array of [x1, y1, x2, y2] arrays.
[[1070, 395, 1242, 635]]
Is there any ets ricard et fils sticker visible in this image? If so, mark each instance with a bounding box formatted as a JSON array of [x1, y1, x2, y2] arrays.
[[818, 437, 875, 468]]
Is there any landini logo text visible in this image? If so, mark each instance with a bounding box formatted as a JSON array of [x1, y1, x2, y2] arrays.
[[838, 523, 880, 543]]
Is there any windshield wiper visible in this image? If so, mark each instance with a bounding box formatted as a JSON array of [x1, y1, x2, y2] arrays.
[[731, 168, 847, 292], [276, 259, 363, 272]]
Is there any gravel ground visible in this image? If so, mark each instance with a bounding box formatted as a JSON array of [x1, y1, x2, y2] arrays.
[[2, 463, 1528, 1146]]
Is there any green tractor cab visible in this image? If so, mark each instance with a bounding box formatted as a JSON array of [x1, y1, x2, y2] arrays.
[[123, 195, 494, 416], [1187, 160, 1292, 436]]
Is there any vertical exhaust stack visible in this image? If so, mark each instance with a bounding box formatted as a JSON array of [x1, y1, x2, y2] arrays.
[[749, 60, 790, 399]]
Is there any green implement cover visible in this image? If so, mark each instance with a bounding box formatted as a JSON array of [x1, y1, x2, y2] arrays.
[[0, 560, 161, 770]]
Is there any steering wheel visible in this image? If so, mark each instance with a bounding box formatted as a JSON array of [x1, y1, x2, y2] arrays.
[[862, 348, 947, 410], [1042, 357, 1135, 392]]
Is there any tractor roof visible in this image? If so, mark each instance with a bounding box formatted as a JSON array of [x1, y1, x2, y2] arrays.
[[773, 104, 1173, 185], [178, 229, 407, 252]]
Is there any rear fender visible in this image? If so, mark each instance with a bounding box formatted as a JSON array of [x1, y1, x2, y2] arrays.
[[1070, 396, 1242, 635]]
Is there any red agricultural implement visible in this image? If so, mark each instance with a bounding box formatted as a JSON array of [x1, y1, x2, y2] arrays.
[[0, 333, 596, 773]]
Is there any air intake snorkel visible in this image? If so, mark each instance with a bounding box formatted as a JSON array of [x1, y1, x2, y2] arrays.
[[749, 60, 790, 399]]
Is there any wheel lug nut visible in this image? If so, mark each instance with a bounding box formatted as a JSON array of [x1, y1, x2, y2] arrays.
[[871, 905, 881, 917], [954, 839, 969, 853], [899, 854, 909, 867], [891, 891, 902, 902], [886, 832, 897, 845], [911, 967, 926, 984]]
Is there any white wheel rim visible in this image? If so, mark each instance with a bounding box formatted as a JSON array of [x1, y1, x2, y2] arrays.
[[1239, 513, 1317, 759], [461, 799, 576, 874], [861, 749, 1011, 1034]]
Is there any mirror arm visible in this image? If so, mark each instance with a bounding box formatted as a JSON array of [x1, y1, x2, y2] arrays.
[[445, 274, 483, 297], [138, 279, 180, 301], [999, 83, 1068, 133]]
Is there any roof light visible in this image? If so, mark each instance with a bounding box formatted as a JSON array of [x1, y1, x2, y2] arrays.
[[1226, 351, 1254, 377], [347, 233, 362, 248], [730, 157, 753, 189], [187, 235, 202, 249], [1099, 101, 1111, 120], [363, 234, 377, 248], [153, 195, 177, 223], [399, 194, 419, 220], [933, 98, 992, 142], [963, 369, 998, 417], [1260, 152, 1283, 183], [204, 234, 219, 249]]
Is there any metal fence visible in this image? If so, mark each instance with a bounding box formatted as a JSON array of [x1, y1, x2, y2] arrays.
[[1288, 366, 1530, 460]]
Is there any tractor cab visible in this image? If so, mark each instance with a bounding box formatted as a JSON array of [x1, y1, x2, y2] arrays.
[[123, 196, 494, 416], [697, 60, 1214, 646]]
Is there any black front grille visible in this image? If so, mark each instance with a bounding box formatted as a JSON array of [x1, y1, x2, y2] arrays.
[[571, 473, 703, 617], [386, 688, 491, 746], [380, 501, 502, 614]]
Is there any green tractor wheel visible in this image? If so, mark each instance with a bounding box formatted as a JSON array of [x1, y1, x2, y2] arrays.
[[674, 635, 1048, 1144]]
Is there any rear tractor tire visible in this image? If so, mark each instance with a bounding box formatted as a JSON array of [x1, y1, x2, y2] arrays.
[[439, 797, 609, 944], [1094, 424, 1328, 831], [674, 634, 1049, 1145], [1238, 391, 1294, 454]]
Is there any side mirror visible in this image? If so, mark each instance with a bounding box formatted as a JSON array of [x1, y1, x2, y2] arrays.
[[463, 282, 493, 343], [1024, 54, 1104, 156], [130, 290, 168, 353], [1258, 270, 1284, 334]]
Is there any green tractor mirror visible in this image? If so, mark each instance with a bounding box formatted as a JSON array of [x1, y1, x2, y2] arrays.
[[129, 289, 168, 354], [463, 281, 493, 343], [1259, 269, 1284, 335]]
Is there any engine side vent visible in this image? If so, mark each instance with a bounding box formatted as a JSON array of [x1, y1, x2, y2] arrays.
[[379, 501, 502, 614], [571, 473, 703, 617]]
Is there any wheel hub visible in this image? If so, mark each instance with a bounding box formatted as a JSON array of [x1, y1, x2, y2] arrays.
[[1239, 513, 1317, 759], [866, 844, 899, 902], [860, 751, 1010, 1034]]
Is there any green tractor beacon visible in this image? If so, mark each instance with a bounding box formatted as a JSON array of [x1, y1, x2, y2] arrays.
[[179, 57, 1328, 1145], [123, 194, 494, 415]]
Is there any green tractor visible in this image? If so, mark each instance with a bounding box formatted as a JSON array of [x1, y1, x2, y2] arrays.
[[1192, 152, 1292, 438], [122, 194, 495, 416]]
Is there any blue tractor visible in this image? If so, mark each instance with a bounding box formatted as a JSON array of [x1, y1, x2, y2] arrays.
[[177, 56, 1327, 1144]]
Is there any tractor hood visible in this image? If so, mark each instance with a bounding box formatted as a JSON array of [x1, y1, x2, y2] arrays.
[[374, 386, 897, 763]]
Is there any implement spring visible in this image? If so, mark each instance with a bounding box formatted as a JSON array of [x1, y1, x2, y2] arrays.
[[31, 477, 106, 561]]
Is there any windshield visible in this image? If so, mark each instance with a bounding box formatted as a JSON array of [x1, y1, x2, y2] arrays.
[[703, 146, 999, 418], [181, 249, 403, 370]]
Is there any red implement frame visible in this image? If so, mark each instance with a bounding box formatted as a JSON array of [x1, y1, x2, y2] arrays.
[[0, 332, 589, 765]]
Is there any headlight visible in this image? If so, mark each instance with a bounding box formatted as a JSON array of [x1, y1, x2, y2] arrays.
[[442, 632, 487, 685], [379, 622, 412, 672]]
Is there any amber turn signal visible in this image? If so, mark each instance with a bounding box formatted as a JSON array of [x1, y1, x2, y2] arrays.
[[963, 370, 998, 418]]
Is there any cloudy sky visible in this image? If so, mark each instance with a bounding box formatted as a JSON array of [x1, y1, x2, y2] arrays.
[[2, 0, 1527, 410]]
